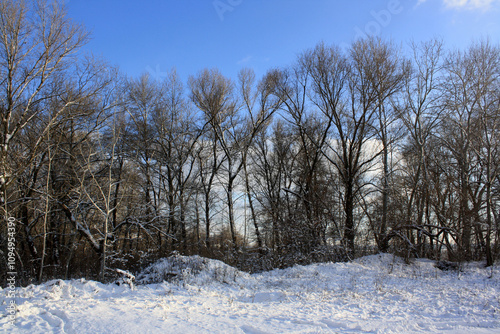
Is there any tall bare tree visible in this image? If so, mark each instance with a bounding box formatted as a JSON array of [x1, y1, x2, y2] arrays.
[[301, 41, 379, 258], [397, 39, 446, 258], [0, 0, 89, 211], [360, 38, 409, 252], [153, 69, 201, 252], [189, 68, 233, 250], [0, 0, 116, 283]]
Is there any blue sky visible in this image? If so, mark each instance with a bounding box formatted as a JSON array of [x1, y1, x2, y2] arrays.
[[66, 0, 500, 82]]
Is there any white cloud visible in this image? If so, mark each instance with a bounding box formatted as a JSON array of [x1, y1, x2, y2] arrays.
[[443, 0, 468, 7], [413, 0, 428, 10], [442, 0, 498, 10], [237, 55, 253, 65]]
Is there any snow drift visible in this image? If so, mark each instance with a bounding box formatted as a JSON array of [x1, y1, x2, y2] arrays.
[[2, 254, 500, 333], [135, 254, 250, 286]]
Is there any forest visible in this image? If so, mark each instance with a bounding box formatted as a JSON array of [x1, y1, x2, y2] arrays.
[[1, 0, 499, 285]]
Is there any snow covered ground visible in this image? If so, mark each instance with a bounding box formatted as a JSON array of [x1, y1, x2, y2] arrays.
[[1, 254, 500, 333]]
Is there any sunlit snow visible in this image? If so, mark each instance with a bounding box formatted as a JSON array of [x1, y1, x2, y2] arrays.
[[2, 254, 499, 333]]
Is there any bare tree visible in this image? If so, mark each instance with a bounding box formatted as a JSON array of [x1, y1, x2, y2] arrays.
[[397, 39, 446, 259], [270, 58, 331, 256], [153, 69, 201, 252], [301, 41, 379, 258], [0, 0, 120, 283], [462, 40, 500, 265], [123, 73, 161, 231], [189, 68, 233, 250], [439, 41, 497, 261], [251, 120, 295, 255], [0, 0, 89, 213], [361, 38, 409, 252], [240, 69, 283, 252], [75, 113, 122, 281]]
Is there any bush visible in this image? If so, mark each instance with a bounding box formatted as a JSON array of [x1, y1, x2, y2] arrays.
[[135, 253, 248, 286]]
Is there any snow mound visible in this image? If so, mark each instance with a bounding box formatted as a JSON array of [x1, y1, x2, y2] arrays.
[[136, 254, 249, 286], [15, 278, 129, 302], [2, 254, 500, 333]]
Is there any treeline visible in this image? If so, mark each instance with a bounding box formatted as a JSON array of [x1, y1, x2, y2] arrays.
[[1, 0, 499, 284]]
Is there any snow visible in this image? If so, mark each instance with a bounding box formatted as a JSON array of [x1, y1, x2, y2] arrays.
[[2, 254, 500, 333], [135, 254, 248, 287]]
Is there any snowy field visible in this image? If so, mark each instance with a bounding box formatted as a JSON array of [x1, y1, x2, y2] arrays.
[[1, 254, 500, 334]]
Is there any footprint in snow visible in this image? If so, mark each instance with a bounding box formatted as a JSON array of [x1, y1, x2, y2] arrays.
[[40, 309, 74, 333]]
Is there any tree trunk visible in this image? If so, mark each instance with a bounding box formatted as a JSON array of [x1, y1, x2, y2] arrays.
[[227, 173, 237, 251], [344, 180, 355, 259], [244, 161, 262, 251]]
